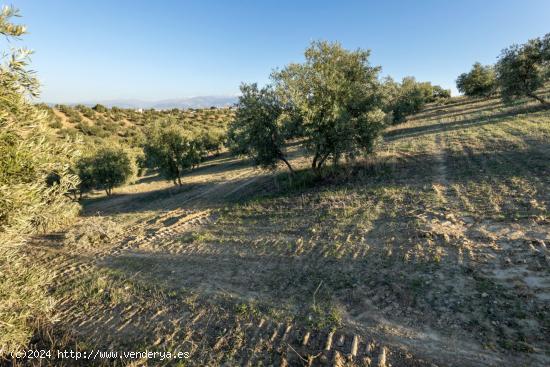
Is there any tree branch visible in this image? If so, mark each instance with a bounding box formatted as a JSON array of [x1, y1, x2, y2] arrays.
[[527, 92, 549, 106]]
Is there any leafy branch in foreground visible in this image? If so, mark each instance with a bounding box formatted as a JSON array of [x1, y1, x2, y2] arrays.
[[0, 5, 81, 353]]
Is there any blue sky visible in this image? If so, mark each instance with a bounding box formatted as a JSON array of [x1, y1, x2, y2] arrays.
[[8, 0, 550, 103]]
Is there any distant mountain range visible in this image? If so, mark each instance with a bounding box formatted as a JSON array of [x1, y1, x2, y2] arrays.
[[50, 95, 239, 109]]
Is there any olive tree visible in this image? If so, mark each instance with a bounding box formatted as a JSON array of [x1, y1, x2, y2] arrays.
[[143, 122, 203, 185], [456, 62, 496, 97], [432, 85, 451, 100], [92, 103, 107, 112], [0, 5, 80, 353], [73, 155, 96, 199], [227, 83, 294, 173], [496, 33, 550, 105], [76, 148, 133, 196], [0, 6, 80, 235], [272, 41, 386, 174], [199, 129, 225, 156], [390, 77, 436, 123]]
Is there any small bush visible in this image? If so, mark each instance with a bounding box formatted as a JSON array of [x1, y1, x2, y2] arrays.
[[48, 119, 62, 129], [92, 104, 107, 113], [390, 77, 449, 123]]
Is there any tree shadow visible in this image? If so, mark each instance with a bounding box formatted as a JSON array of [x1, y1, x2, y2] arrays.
[[80, 182, 203, 216], [412, 99, 508, 122], [413, 98, 503, 120], [80, 168, 274, 217], [234, 139, 550, 219], [384, 104, 549, 142]]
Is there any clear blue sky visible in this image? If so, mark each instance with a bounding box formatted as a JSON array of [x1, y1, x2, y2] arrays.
[[9, 0, 550, 103]]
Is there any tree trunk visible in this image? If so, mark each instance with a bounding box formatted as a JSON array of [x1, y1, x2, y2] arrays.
[[177, 176, 182, 186], [278, 156, 294, 186], [317, 154, 330, 171], [310, 153, 329, 177], [312, 152, 319, 170], [332, 154, 341, 167], [279, 156, 294, 174], [528, 93, 549, 106]]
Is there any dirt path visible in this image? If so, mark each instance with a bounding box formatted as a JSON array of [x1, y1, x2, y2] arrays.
[[31, 162, 264, 290]]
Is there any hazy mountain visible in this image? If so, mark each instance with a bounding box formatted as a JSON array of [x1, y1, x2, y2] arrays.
[[151, 96, 239, 109], [52, 96, 239, 109]]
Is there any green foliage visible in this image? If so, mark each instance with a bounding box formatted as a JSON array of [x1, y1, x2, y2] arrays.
[[0, 9, 80, 237], [76, 148, 133, 196], [48, 119, 62, 129], [57, 104, 82, 124], [199, 128, 225, 155], [390, 77, 443, 123], [456, 62, 496, 97], [143, 121, 204, 185], [227, 83, 293, 171], [272, 41, 386, 173], [496, 33, 550, 105], [0, 5, 80, 353], [76, 120, 107, 137], [92, 103, 107, 113], [77, 105, 95, 119], [46, 104, 234, 154], [432, 85, 451, 100], [74, 156, 95, 198]]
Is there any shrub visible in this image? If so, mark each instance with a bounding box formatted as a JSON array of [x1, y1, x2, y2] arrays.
[[60, 107, 82, 124], [200, 128, 225, 155], [92, 104, 107, 113], [76, 121, 106, 137], [48, 118, 63, 129], [431, 85, 452, 100], [456, 62, 496, 97], [74, 156, 95, 198], [386, 77, 449, 123], [391, 77, 432, 123]]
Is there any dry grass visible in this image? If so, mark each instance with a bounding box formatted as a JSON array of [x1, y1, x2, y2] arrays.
[[0, 243, 54, 355]]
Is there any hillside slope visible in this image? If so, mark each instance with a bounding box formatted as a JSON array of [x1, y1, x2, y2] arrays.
[[23, 94, 550, 366], [42, 104, 234, 147]]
